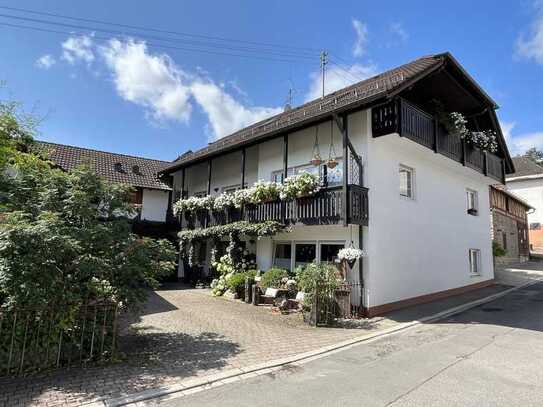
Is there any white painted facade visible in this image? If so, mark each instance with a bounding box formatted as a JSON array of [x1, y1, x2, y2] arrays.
[[172, 108, 497, 311], [505, 177, 543, 226], [140, 188, 170, 222]]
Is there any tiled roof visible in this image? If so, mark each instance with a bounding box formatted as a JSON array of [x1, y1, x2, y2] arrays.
[[508, 156, 543, 178], [35, 141, 172, 190], [162, 53, 446, 173]]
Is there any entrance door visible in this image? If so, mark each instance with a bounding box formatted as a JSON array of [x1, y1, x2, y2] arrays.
[[518, 222, 529, 257]]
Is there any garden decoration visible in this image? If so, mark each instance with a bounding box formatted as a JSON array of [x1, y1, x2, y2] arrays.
[[327, 120, 338, 169], [311, 124, 323, 166], [337, 246, 366, 268]]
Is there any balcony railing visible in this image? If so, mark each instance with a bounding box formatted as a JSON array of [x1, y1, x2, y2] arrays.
[[180, 185, 369, 229], [372, 98, 505, 183]]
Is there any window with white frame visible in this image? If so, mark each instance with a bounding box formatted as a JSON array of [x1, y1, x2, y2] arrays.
[[469, 249, 481, 275], [273, 240, 345, 270], [273, 242, 292, 271], [399, 165, 414, 199], [466, 189, 478, 215]]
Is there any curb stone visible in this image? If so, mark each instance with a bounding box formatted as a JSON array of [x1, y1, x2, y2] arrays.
[[97, 277, 543, 406]]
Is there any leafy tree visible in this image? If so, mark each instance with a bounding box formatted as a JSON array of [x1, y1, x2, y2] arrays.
[[0, 100, 177, 310], [524, 147, 543, 165]]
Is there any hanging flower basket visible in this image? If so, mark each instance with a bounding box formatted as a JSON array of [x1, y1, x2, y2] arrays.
[[327, 158, 338, 169], [338, 247, 366, 269], [311, 154, 323, 167]]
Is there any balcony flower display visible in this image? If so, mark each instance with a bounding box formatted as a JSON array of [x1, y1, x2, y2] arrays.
[[173, 196, 203, 214], [233, 188, 254, 208], [448, 112, 498, 153], [252, 181, 280, 203], [337, 247, 367, 267], [213, 192, 235, 211], [279, 172, 321, 200]]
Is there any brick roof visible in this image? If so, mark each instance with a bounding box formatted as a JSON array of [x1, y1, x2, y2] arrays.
[[35, 141, 172, 190], [162, 53, 446, 173], [508, 156, 543, 179]]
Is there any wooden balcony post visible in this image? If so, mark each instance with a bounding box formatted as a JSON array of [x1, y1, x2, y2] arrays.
[[179, 167, 186, 230], [483, 151, 488, 176], [282, 134, 288, 224], [282, 134, 288, 182], [461, 140, 466, 166], [240, 148, 246, 189], [342, 114, 349, 227], [206, 160, 212, 196]]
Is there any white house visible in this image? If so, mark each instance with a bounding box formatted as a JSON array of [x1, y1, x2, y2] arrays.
[[161, 53, 514, 316], [506, 156, 543, 253], [36, 141, 173, 225]]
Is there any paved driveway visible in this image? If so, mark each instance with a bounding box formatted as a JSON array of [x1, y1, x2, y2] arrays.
[[0, 286, 392, 406], [160, 280, 543, 407]]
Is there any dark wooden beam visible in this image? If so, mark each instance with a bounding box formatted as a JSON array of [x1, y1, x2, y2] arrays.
[[283, 134, 288, 182], [240, 148, 246, 189], [342, 114, 349, 227], [206, 160, 212, 195], [181, 168, 186, 199], [333, 114, 363, 168]]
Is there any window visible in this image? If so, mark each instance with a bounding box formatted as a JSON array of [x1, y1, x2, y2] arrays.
[[295, 242, 316, 268], [273, 243, 292, 271], [469, 249, 481, 275], [320, 243, 345, 264], [128, 189, 142, 205], [466, 189, 478, 215], [530, 222, 541, 230], [502, 232, 507, 251], [399, 165, 414, 199]]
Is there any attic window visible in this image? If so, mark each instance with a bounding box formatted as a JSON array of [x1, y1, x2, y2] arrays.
[[132, 165, 142, 175], [114, 162, 125, 173]]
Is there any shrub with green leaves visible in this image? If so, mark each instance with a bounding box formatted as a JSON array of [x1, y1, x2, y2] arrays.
[[227, 270, 257, 298], [0, 102, 177, 311], [492, 240, 506, 257], [295, 262, 338, 311], [260, 267, 289, 290]]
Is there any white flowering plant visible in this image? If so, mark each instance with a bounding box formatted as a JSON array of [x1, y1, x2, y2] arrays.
[[279, 172, 321, 200], [251, 181, 280, 203], [233, 188, 254, 208], [173, 196, 203, 214], [446, 112, 498, 153], [213, 193, 235, 211], [337, 247, 367, 263]]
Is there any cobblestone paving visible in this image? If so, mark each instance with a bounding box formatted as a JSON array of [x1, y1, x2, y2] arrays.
[[0, 286, 392, 406]]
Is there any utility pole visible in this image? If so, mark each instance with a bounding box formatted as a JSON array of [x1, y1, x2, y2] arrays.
[[320, 50, 328, 99]]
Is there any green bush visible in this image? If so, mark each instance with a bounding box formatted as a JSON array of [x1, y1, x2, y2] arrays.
[[227, 270, 257, 298], [493, 240, 506, 257], [260, 267, 288, 290], [295, 262, 338, 310]]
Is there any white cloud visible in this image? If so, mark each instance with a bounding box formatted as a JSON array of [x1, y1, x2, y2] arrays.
[[390, 22, 408, 42], [352, 19, 368, 58], [62, 34, 95, 64], [35, 54, 56, 69], [516, 2, 543, 64], [98, 38, 280, 138], [500, 120, 543, 155], [100, 39, 193, 123], [305, 63, 378, 102], [191, 80, 282, 140]]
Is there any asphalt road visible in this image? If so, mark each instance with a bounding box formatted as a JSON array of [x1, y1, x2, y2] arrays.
[[159, 281, 543, 407]]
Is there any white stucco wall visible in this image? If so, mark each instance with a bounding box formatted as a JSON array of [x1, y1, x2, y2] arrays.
[[506, 178, 543, 224], [140, 188, 170, 222], [361, 110, 494, 308]]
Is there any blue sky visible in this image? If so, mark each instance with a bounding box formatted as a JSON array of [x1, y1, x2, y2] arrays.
[[1, 0, 542, 161]]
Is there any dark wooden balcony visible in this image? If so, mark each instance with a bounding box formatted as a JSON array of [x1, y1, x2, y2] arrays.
[[180, 185, 369, 230], [372, 98, 506, 183]]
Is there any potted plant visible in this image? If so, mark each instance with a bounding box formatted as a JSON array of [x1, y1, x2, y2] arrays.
[[337, 247, 366, 269]]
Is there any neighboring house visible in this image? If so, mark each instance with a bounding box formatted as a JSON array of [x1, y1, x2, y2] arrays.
[[505, 156, 543, 253], [160, 52, 514, 316], [490, 185, 532, 265], [35, 141, 174, 232]]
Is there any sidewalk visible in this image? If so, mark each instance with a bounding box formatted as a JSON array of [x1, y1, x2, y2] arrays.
[[1, 261, 541, 407]]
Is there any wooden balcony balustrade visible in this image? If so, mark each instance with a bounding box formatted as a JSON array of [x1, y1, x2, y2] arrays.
[[180, 185, 369, 230], [372, 98, 506, 183]]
